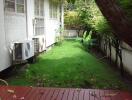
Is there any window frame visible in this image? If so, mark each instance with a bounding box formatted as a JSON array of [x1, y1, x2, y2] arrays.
[[34, 0, 45, 36], [4, 0, 25, 14], [49, 0, 58, 19], [34, 0, 44, 17], [34, 18, 45, 36]]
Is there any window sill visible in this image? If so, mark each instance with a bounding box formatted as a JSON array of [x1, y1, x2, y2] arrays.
[[33, 34, 45, 37], [35, 16, 44, 19], [49, 18, 59, 21], [5, 11, 26, 17]]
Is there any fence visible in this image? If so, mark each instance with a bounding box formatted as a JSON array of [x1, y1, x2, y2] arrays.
[[101, 40, 132, 75]]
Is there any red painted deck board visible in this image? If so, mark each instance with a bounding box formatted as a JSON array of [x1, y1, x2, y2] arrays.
[[51, 89, 60, 100], [0, 86, 132, 100], [56, 89, 65, 100]]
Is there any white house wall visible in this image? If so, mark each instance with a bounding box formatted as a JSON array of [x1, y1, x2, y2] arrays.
[[0, 0, 10, 71], [0, 0, 64, 72], [0, 0, 28, 71], [61, 2, 64, 29], [44, 0, 61, 47], [27, 0, 34, 40], [4, 13, 27, 44], [27, 0, 62, 47]]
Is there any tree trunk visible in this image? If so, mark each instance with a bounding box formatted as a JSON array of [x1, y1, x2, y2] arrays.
[[95, 0, 132, 47]]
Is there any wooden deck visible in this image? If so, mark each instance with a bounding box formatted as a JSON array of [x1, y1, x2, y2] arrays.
[[0, 86, 132, 100]]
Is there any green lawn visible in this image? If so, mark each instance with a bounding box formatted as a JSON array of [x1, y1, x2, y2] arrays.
[[7, 39, 131, 90]]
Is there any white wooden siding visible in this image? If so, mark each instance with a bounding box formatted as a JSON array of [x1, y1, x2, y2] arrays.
[[0, 0, 10, 71], [44, 0, 60, 47], [4, 13, 27, 43], [0, 0, 64, 71]]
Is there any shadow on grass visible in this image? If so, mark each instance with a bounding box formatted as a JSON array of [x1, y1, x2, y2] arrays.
[[25, 54, 131, 90], [6, 40, 132, 91]]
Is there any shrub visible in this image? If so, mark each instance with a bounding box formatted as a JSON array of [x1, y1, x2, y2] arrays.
[[55, 28, 65, 45], [82, 30, 97, 49]]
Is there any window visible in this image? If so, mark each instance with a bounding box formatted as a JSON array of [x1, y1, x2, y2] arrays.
[[34, 0, 44, 17], [5, 0, 15, 12], [49, 0, 58, 19], [5, 0, 25, 13], [35, 18, 44, 36], [16, 0, 25, 13], [34, 0, 44, 36]]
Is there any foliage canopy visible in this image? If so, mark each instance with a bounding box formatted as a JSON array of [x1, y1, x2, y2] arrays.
[[64, 0, 113, 37], [116, 0, 132, 22]]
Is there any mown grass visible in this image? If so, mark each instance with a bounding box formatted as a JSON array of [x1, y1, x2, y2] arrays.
[[7, 39, 131, 90]]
